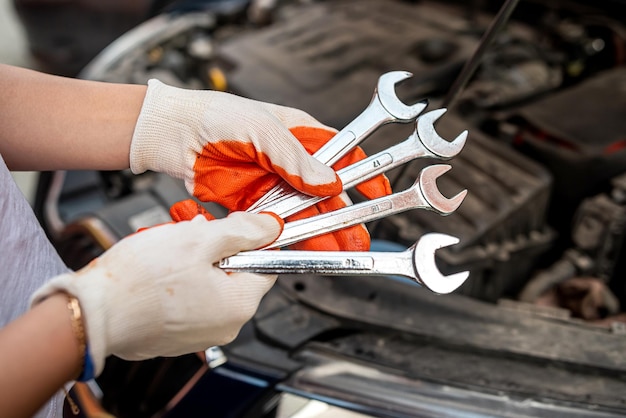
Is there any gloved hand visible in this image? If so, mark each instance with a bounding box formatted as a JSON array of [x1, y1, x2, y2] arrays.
[[30, 212, 282, 376], [130, 80, 391, 251], [130, 79, 344, 210], [170, 126, 391, 251], [282, 127, 391, 251]]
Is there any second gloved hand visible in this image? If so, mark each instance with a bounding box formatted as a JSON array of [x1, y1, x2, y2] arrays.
[[30, 212, 282, 376]]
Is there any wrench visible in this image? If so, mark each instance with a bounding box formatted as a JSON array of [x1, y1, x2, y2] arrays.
[[261, 164, 467, 250], [249, 108, 467, 218], [219, 233, 469, 295], [246, 71, 428, 212]]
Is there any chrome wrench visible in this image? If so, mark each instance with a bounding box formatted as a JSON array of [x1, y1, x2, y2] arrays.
[[260, 165, 467, 250], [220, 233, 469, 295], [249, 108, 467, 218], [246, 71, 428, 212]]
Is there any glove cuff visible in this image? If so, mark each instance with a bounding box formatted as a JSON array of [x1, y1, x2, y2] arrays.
[[130, 79, 205, 185], [30, 271, 162, 377]]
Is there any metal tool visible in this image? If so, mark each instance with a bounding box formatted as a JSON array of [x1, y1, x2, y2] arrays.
[[249, 108, 467, 218], [246, 70, 428, 212], [220, 233, 469, 294], [261, 165, 466, 250]]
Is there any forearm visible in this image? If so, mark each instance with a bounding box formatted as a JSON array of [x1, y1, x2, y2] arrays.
[[0, 293, 82, 417], [0, 64, 147, 171]]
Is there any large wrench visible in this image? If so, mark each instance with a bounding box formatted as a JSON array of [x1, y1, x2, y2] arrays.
[[261, 165, 467, 250], [220, 233, 469, 295], [249, 108, 467, 218], [246, 71, 428, 212]]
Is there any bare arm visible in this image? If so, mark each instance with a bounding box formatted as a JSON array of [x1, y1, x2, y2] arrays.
[[0, 293, 82, 417], [0, 64, 147, 171]]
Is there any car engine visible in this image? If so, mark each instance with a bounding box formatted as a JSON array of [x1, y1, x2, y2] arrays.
[[20, 0, 626, 416]]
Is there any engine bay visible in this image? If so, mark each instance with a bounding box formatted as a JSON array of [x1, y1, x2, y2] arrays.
[[21, 0, 626, 416]]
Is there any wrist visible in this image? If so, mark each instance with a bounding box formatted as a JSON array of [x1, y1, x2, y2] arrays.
[[63, 293, 86, 379], [32, 293, 86, 383], [129, 79, 202, 183], [31, 267, 164, 373], [31, 273, 109, 376], [63, 293, 95, 381]]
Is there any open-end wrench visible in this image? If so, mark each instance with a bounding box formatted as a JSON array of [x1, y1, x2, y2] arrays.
[[219, 233, 469, 295], [260, 164, 467, 250], [249, 108, 467, 218], [246, 71, 428, 212]]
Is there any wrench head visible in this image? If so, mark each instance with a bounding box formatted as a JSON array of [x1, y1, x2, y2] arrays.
[[412, 233, 469, 294], [419, 164, 467, 215], [417, 108, 467, 159], [376, 71, 428, 121]]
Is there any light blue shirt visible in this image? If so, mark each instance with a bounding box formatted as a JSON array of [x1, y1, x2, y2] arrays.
[[0, 153, 69, 417]]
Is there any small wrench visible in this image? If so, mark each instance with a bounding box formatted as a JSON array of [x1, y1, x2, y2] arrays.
[[220, 233, 469, 294], [249, 108, 467, 218], [246, 71, 428, 212], [261, 165, 467, 250]]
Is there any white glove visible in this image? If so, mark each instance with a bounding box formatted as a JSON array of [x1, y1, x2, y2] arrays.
[[129, 79, 342, 210], [30, 212, 281, 376]]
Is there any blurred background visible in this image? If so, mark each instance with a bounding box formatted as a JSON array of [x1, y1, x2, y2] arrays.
[[4, 1, 626, 417], [1, 0, 37, 203], [0, 0, 32, 68]]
